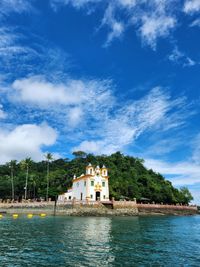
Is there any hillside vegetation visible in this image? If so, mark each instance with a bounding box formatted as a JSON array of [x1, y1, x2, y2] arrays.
[[0, 152, 193, 204]]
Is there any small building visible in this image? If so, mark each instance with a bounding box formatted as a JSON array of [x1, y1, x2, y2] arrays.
[[58, 164, 109, 202]]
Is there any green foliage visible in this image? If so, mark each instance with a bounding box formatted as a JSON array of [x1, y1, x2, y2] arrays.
[[72, 151, 87, 158], [44, 152, 54, 200], [178, 187, 193, 204], [0, 152, 193, 204]]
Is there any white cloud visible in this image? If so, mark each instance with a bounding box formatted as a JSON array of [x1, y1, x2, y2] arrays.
[[6, 75, 114, 131], [190, 188, 200, 205], [192, 133, 200, 164], [142, 137, 183, 156], [190, 18, 200, 26], [11, 76, 113, 107], [0, 123, 57, 163], [67, 107, 83, 127], [51, 0, 137, 10], [74, 120, 136, 154], [3, 74, 193, 158], [12, 76, 83, 106], [144, 133, 200, 192], [0, 104, 7, 119], [0, 0, 32, 16], [73, 140, 103, 154], [117, 0, 137, 8], [101, 3, 125, 46], [0, 28, 16, 47], [145, 158, 200, 186], [0, 26, 70, 79], [132, 1, 177, 49], [73, 87, 191, 154], [139, 15, 176, 49], [50, 0, 101, 10], [50, 0, 178, 49], [168, 46, 197, 67], [183, 0, 200, 14], [0, 27, 42, 76]]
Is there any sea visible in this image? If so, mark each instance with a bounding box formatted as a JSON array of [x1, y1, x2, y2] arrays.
[[0, 215, 200, 266]]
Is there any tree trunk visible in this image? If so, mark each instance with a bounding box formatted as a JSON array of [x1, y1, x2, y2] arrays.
[[25, 166, 28, 200], [46, 161, 49, 201], [33, 183, 36, 200], [54, 195, 58, 216], [11, 167, 14, 201]]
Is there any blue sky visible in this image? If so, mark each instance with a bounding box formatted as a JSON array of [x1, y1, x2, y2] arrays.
[[0, 0, 200, 203]]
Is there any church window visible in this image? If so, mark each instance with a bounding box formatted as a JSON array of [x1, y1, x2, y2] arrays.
[[91, 181, 94, 186], [102, 181, 105, 187], [104, 170, 106, 175], [69, 196, 71, 200], [90, 169, 92, 174], [103, 195, 106, 199], [90, 194, 93, 199], [77, 182, 79, 187], [84, 181, 86, 186]]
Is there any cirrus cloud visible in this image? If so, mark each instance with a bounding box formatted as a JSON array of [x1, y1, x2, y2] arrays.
[[73, 87, 192, 154], [51, 0, 178, 49]]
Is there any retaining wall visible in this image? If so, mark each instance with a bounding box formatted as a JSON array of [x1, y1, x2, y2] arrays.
[[0, 201, 198, 216], [137, 203, 197, 215]]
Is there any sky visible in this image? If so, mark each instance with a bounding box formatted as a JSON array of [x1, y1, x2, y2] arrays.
[[0, 0, 200, 203]]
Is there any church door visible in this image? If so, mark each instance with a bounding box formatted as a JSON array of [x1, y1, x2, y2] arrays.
[[96, 191, 100, 201]]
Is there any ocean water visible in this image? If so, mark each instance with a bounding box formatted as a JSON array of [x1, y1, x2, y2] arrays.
[[0, 215, 200, 267]]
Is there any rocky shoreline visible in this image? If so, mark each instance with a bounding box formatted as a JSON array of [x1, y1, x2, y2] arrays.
[[0, 202, 198, 216]]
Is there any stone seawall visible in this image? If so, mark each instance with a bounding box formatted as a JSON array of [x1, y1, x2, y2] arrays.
[[0, 202, 138, 216], [137, 204, 198, 215], [0, 202, 198, 216]]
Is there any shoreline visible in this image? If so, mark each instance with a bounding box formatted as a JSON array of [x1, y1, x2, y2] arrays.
[[0, 201, 198, 216]]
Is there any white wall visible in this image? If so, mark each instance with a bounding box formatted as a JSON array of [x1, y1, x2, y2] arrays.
[[59, 167, 110, 202], [72, 179, 87, 200], [58, 190, 72, 202], [89, 174, 109, 201]]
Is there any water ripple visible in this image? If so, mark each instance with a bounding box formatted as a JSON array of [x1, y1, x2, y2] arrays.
[[0, 216, 200, 266]]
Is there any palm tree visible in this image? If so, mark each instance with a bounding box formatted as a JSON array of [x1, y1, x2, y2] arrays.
[[7, 160, 17, 201], [29, 174, 37, 200], [20, 158, 33, 200], [45, 153, 53, 201]]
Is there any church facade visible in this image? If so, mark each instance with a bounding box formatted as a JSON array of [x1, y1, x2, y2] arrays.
[[58, 164, 109, 202]]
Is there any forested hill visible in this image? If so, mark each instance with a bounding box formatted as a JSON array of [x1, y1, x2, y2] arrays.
[[0, 152, 193, 204]]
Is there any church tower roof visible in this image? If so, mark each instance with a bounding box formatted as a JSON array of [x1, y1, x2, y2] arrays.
[[86, 163, 92, 168]]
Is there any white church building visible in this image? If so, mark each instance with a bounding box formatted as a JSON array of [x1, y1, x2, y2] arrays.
[[58, 164, 109, 202]]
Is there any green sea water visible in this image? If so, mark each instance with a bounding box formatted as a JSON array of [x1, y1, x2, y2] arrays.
[[0, 215, 200, 267]]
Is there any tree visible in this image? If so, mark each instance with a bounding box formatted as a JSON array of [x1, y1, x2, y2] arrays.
[[179, 187, 193, 204], [72, 151, 87, 158], [29, 174, 37, 200], [135, 157, 145, 164], [0, 152, 194, 205], [45, 153, 53, 201], [20, 158, 33, 200], [7, 160, 17, 201]]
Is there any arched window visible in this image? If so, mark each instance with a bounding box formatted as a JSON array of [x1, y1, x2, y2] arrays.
[[90, 168, 92, 174]]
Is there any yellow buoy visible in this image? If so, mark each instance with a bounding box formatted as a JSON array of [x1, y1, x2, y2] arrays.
[[40, 213, 46, 217], [12, 214, 19, 219], [27, 214, 33, 219], [0, 214, 3, 219]]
